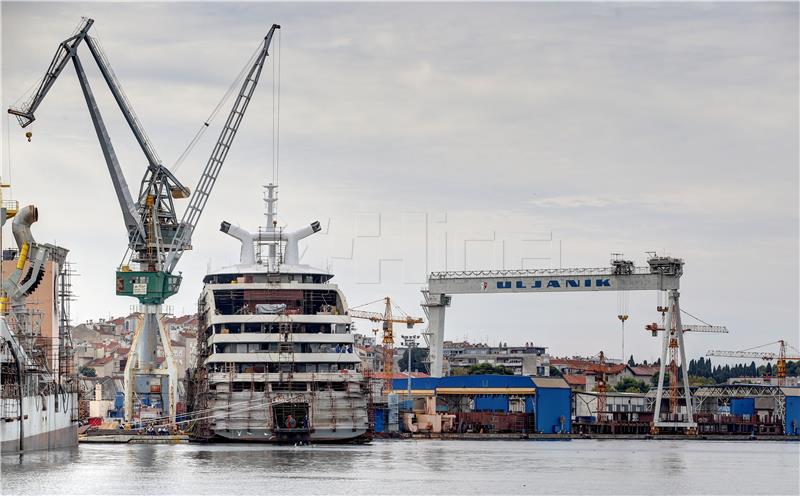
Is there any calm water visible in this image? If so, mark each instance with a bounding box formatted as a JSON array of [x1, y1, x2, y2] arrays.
[[2, 440, 799, 495]]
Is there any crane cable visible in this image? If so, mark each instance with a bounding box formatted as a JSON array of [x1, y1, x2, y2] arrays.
[[679, 308, 713, 327], [171, 38, 265, 173]]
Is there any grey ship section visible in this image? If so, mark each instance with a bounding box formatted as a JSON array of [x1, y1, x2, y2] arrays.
[[1, 201, 78, 452], [189, 185, 370, 443]]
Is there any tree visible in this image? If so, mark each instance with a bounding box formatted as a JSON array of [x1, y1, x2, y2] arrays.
[[689, 375, 716, 386], [79, 366, 96, 377], [398, 348, 429, 374], [466, 363, 514, 375], [627, 355, 636, 367], [613, 377, 649, 393], [549, 366, 563, 377]]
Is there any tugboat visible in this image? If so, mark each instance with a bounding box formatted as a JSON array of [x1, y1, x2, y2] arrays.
[[188, 185, 370, 443]]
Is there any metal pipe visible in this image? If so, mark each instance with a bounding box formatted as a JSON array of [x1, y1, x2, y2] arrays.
[[11, 204, 37, 250]]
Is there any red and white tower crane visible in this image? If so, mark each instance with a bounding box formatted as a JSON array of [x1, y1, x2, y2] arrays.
[[707, 340, 800, 386]]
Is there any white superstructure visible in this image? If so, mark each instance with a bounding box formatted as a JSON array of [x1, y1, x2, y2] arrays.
[[189, 185, 370, 442]]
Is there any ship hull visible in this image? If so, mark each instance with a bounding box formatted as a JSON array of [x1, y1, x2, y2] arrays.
[[198, 388, 371, 444], [1, 393, 78, 453], [213, 427, 369, 443]]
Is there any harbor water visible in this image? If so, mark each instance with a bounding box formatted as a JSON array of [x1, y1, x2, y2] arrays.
[[2, 440, 799, 495]]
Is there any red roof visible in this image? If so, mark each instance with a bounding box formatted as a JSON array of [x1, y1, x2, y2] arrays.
[[88, 356, 113, 366], [630, 366, 659, 377], [165, 315, 197, 326], [563, 374, 587, 386], [552, 358, 627, 375]]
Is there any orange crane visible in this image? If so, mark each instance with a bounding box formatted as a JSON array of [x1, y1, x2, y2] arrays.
[[645, 322, 728, 414], [347, 297, 423, 392], [707, 340, 800, 386], [596, 351, 608, 422]]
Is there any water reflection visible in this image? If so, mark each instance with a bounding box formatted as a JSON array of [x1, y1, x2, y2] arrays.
[[2, 440, 798, 495]]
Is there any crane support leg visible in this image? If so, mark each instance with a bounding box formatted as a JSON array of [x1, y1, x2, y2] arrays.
[[652, 289, 697, 432], [422, 291, 449, 377], [124, 313, 144, 421], [123, 306, 177, 423], [653, 297, 670, 428], [155, 311, 178, 423]]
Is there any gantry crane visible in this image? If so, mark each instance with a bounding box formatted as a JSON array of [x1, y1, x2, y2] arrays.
[[8, 18, 279, 421], [707, 340, 800, 386], [347, 297, 424, 392]]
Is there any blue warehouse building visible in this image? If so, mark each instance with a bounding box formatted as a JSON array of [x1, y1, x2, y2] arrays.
[[784, 387, 800, 436]]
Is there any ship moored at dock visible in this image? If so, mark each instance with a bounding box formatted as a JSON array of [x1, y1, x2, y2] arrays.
[[187, 185, 370, 443]]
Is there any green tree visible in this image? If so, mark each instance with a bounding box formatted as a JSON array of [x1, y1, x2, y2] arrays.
[[467, 363, 514, 375], [78, 366, 96, 377], [627, 355, 636, 367], [549, 366, 563, 377], [613, 377, 649, 393], [689, 375, 716, 386]]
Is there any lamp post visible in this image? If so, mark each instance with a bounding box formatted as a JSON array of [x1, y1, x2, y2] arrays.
[[402, 334, 419, 412]]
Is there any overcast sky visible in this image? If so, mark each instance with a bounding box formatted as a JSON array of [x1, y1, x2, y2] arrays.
[[1, 1, 797, 363]]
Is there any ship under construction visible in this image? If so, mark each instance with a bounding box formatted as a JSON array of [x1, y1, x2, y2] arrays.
[[187, 185, 371, 443]]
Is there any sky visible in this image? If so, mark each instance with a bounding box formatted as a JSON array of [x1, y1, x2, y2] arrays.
[[1, 1, 798, 364]]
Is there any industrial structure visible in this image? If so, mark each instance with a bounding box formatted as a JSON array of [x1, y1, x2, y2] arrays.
[[347, 297, 423, 391], [8, 18, 279, 422], [708, 340, 800, 386], [423, 255, 705, 432]]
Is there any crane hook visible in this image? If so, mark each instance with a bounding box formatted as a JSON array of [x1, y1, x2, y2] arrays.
[[25, 131, 32, 142]]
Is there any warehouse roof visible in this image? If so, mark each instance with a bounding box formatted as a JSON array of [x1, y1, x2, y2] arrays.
[[392, 375, 539, 395], [532, 377, 570, 389]]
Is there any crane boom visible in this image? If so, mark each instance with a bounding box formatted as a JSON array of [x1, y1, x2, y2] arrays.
[[347, 309, 424, 326], [8, 19, 94, 128], [706, 350, 778, 359], [164, 24, 280, 273], [8, 19, 157, 245]]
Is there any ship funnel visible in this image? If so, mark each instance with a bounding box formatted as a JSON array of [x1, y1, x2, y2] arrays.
[[284, 221, 321, 265], [12, 205, 38, 249], [220, 221, 256, 265]]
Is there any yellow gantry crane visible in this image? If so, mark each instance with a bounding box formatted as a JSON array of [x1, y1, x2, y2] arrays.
[[707, 340, 800, 386], [347, 297, 423, 392]]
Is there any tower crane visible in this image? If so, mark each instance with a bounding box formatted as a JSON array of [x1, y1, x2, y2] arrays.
[[8, 18, 280, 422], [595, 351, 608, 422], [645, 320, 728, 417], [347, 297, 424, 392], [707, 340, 800, 386]]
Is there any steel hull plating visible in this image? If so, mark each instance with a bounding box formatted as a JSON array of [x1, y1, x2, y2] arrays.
[[1, 393, 78, 453], [206, 389, 370, 444], [214, 428, 369, 443]]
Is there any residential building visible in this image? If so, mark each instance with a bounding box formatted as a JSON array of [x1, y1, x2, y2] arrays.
[[443, 341, 551, 377]]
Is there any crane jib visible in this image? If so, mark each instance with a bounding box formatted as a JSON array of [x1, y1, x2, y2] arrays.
[[163, 23, 280, 274]]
